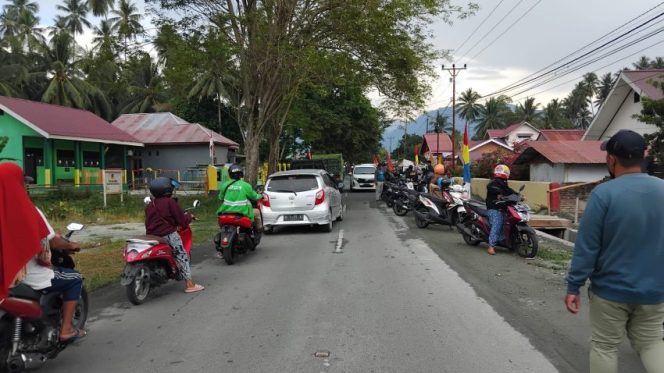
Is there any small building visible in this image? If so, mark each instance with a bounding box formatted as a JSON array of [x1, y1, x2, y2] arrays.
[[584, 69, 662, 141], [112, 113, 239, 174], [487, 121, 540, 147], [419, 132, 454, 162], [468, 139, 514, 162], [0, 96, 141, 186], [537, 129, 584, 141], [513, 140, 607, 183]]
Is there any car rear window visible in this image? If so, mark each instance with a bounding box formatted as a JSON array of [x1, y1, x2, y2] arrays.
[[267, 175, 319, 192], [354, 167, 375, 175]]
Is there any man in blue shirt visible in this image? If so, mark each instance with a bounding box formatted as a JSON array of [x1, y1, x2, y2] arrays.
[[374, 162, 386, 201], [565, 130, 664, 373]]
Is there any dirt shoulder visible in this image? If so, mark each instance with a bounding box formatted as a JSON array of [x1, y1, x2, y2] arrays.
[[384, 206, 645, 373]]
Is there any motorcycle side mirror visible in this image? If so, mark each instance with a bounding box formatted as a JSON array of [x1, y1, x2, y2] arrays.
[[519, 185, 525, 192], [192, 200, 201, 208], [143, 196, 152, 205], [66, 223, 84, 231]]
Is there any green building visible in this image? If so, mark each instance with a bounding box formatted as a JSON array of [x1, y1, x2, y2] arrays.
[[0, 96, 142, 186]]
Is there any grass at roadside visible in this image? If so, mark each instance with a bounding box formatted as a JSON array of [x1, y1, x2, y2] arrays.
[[33, 191, 223, 291], [529, 239, 573, 272]]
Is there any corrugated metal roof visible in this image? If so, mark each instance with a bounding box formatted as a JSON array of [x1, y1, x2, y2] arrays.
[[421, 133, 453, 153], [112, 113, 239, 148], [538, 130, 584, 141], [516, 141, 606, 164], [623, 69, 664, 100], [0, 96, 141, 146]]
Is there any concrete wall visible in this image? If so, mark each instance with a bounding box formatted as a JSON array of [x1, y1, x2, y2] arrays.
[[470, 178, 551, 211], [530, 162, 565, 182], [565, 165, 608, 182], [0, 113, 41, 167], [138, 144, 233, 173], [601, 93, 657, 141]]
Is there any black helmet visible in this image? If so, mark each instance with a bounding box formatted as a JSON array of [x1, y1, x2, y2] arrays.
[[149, 176, 174, 197], [229, 164, 243, 180]]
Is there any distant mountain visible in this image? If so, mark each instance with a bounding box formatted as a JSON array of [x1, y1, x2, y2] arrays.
[[381, 107, 478, 151]]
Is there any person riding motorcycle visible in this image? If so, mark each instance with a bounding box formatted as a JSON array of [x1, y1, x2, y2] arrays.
[[428, 164, 451, 199], [145, 177, 204, 293], [485, 164, 520, 256], [217, 165, 263, 232]]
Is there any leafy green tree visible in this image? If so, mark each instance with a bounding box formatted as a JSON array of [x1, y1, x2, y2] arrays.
[[456, 88, 482, 123], [109, 0, 144, 62], [475, 96, 511, 139], [515, 97, 542, 126], [633, 56, 652, 69], [634, 77, 664, 167], [92, 19, 117, 59], [542, 99, 564, 129], [595, 72, 615, 109], [149, 0, 477, 184], [391, 133, 422, 159]]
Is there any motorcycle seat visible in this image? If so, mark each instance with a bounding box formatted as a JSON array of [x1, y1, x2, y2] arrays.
[[466, 201, 488, 217], [127, 235, 166, 244], [422, 194, 449, 208], [9, 283, 42, 301]]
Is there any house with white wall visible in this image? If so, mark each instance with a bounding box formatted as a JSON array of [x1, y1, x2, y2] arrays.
[[487, 121, 540, 147], [584, 69, 662, 141]]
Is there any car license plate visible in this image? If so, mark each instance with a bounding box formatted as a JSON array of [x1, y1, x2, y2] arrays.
[[361, 183, 373, 187], [284, 214, 304, 221]]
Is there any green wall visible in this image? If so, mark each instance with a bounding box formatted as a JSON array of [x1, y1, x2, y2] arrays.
[[0, 114, 42, 167]]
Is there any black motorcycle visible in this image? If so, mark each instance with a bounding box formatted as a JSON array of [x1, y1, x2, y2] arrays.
[[0, 223, 88, 372], [214, 197, 263, 265], [392, 182, 420, 216], [380, 180, 397, 207]]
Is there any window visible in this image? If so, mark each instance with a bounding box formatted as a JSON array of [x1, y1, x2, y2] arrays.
[[353, 166, 375, 175], [56, 150, 75, 167], [634, 92, 641, 103], [267, 175, 319, 192], [83, 151, 100, 167], [105, 145, 123, 168], [517, 133, 532, 139]]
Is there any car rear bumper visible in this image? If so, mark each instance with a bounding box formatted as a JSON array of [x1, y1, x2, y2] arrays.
[[261, 205, 330, 227]]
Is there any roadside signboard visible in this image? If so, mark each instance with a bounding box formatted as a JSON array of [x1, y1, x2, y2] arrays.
[[103, 169, 123, 207]]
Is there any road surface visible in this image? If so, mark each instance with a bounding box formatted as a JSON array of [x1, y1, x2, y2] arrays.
[[48, 192, 646, 372]]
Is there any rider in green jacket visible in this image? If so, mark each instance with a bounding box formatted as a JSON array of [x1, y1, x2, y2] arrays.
[[217, 164, 263, 230]]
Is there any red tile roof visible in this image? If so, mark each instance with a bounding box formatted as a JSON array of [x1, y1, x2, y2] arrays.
[[516, 141, 606, 164], [538, 129, 584, 141], [622, 69, 664, 100], [421, 133, 453, 153], [0, 96, 141, 146], [112, 113, 239, 148]]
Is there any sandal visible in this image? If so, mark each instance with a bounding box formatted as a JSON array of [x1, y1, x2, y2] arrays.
[[59, 328, 87, 343], [185, 284, 205, 293]]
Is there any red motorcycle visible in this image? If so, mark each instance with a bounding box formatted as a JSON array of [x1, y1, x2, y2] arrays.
[[214, 196, 263, 265], [120, 199, 200, 305], [0, 223, 88, 372], [457, 185, 538, 258]]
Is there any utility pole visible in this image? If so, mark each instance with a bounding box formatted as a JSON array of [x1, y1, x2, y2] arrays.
[[442, 63, 467, 170]]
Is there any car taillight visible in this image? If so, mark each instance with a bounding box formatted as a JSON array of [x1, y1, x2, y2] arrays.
[[315, 189, 325, 205], [262, 193, 270, 207]]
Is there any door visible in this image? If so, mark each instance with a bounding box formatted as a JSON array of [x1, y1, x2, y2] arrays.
[[24, 148, 43, 183], [323, 173, 341, 217]]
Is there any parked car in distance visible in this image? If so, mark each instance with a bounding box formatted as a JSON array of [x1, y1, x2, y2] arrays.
[[261, 169, 345, 233], [351, 163, 376, 191]]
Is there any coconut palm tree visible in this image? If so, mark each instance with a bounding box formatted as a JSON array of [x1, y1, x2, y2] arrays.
[[542, 99, 564, 129], [3, 0, 38, 14], [595, 72, 615, 109], [48, 16, 68, 38], [39, 31, 111, 119], [515, 97, 542, 126], [109, 0, 144, 62], [92, 19, 118, 58], [88, 0, 114, 17], [120, 55, 166, 113], [455, 88, 482, 123], [0, 49, 28, 96], [651, 57, 664, 68], [633, 56, 651, 70], [57, 0, 91, 38], [475, 96, 510, 139]]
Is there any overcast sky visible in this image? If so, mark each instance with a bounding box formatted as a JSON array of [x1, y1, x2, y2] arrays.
[[34, 0, 664, 111]]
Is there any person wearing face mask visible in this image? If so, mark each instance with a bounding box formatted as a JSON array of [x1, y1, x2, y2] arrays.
[[565, 130, 664, 373]]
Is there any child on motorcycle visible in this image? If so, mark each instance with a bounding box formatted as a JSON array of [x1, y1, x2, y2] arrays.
[[145, 177, 204, 293], [485, 164, 519, 256], [428, 164, 451, 199]]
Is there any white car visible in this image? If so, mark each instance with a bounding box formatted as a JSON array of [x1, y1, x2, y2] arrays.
[[351, 163, 376, 191], [260, 169, 345, 233]]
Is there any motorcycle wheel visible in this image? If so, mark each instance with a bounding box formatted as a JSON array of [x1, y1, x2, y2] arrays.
[[126, 264, 151, 305], [414, 211, 429, 229], [514, 230, 539, 258], [393, 201, 408, 216], [462, 231, 482, 246], [386, 197, 394, 208], [222, 244, 236, 265]]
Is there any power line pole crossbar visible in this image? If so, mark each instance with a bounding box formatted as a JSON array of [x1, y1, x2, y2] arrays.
[[442, 63, 467, 170]]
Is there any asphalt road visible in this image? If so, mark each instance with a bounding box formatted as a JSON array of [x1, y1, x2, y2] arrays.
[[47, 192, 645, 372]]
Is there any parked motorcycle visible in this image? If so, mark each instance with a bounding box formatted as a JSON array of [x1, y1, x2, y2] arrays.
[[120, 199, 200, 305], [0, 223, 88, 372], [457, 185, 538, 258], [392, 182, 419, 216], [214, 195, 263, 265], [412, 183, 467, 230], [380, 180, 397, 207]]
